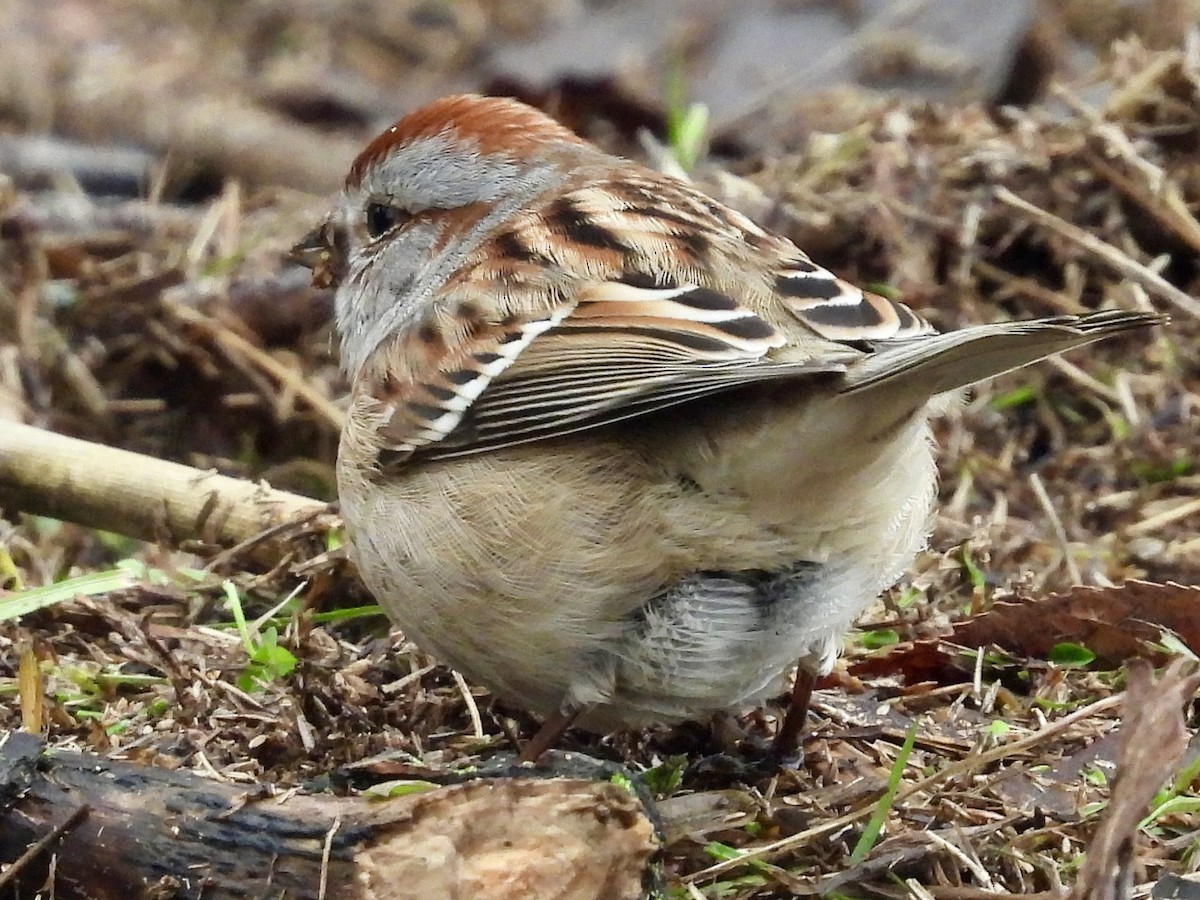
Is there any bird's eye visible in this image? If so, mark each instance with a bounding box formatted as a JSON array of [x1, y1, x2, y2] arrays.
[[365, 202, 408, 238]]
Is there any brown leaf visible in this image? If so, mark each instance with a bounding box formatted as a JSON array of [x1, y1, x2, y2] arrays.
[[849, 581, 1200, 685], [846, 638, 977, 684], [951, 581, 1200, 666]]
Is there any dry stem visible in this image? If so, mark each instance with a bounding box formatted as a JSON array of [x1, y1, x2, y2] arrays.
[[0, 422, 325, 547]]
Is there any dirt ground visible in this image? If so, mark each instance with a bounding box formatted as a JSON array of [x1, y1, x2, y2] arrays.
[[2, 1, 1200, 897]]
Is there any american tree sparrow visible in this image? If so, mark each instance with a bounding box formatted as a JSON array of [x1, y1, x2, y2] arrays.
[[293, 95, 1164, 760]]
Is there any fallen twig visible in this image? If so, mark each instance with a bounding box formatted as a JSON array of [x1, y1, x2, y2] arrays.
[[994, 186, 1200, 319], [0, 421, 326, 548], [165, 301, 345, 432], [685, 691, 1126, 883], [0, 734, 660, 900]]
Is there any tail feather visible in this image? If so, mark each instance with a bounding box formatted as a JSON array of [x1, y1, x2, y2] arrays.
[[841, 310, 1165, 398]]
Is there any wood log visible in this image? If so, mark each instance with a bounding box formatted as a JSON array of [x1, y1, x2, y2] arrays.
[[0, 732, 661, 900]]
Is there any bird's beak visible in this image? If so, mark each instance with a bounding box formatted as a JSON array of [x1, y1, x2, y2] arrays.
[[289, 222, 340, 289]]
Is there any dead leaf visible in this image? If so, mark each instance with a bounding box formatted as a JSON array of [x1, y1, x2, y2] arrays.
[[953, 581, 1200, 666]]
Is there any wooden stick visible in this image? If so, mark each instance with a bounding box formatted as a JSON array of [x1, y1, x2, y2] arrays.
[[0, 422, 325, 547]]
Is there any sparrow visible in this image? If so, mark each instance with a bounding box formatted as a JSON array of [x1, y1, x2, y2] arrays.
[[292, 94, 1164, 760]]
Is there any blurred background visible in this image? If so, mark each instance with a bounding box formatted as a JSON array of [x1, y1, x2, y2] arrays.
[[1, 0, 1194, 197]]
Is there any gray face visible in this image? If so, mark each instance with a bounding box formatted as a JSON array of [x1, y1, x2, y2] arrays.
[[331, 131, 568, 376]]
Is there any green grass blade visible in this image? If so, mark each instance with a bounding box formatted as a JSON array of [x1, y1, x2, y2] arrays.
[[0, 568, 137, 622], [849, 721, 918, 864]]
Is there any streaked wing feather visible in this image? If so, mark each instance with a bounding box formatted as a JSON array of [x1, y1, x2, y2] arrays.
[[373, 278, 848, 462], [374, 306, 572, 457], [775, 258, 936, 342], [428, 351, 845, 458]]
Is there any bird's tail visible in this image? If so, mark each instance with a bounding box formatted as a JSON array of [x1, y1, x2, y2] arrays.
[[840, 310, 1165, 399]]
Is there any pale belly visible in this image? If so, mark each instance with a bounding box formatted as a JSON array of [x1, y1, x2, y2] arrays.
[[338, 394, 938, 730]]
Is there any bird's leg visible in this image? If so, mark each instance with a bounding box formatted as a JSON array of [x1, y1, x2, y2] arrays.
[[771, 667, 815, 758], [518, 706, 582, 763]]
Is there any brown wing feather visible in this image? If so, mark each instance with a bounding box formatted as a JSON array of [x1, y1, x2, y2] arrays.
[[363, 173, 932, 462], [365, 276, 848, 463], [422, 280, 849, 458], [372, 306, 572, 458]]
